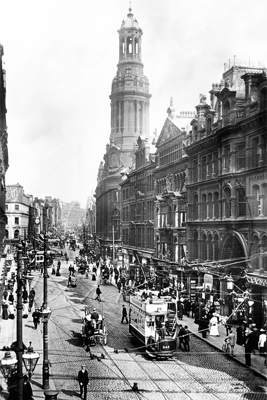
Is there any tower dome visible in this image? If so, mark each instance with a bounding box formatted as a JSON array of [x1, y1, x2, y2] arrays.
[[120, 7, 141, 30]]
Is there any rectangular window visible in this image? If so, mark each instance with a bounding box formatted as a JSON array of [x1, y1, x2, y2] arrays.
[[15, 217, 19, 225], [5, 204, 8, 211], [15, 204, 19, 210], [237, 144, 246, 170], [223, 145, 230, 171]]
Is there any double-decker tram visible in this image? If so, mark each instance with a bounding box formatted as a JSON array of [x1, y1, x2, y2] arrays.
[[129, 291, 178, 358]]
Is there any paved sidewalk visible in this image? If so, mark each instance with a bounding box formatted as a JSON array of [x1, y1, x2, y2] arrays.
[[180, 315, 267, 380], [0, 266, 57, 399]]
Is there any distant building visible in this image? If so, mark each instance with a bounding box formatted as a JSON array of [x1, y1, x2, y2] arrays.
[[62, 201, 85, 229], [0, 44, 9, 251], [5, 183, 30, 242]]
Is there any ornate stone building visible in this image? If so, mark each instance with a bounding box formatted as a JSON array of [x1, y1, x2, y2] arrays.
[[184, 63, 267, 326], [0, 44, 8, 251], [120, 135, 156, 281], [153, 101, 193, 290], [95, 7, 151, 254]]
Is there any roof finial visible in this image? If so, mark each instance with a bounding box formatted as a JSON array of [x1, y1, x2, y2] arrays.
[[129, 1, 132, 12]]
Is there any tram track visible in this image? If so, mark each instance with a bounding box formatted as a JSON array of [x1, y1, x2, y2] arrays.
[[34, 259, 266, 398], [45, 269, 186, 398]]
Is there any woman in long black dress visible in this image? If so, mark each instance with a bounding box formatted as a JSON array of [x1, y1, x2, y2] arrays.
[[236, 324, 244, 345], [2, 301, 8, 319]]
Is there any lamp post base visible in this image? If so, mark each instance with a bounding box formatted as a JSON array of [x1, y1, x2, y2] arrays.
[[42, 363, 49, 390]]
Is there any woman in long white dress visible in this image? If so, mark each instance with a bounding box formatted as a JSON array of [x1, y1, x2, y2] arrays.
[[209, 313, 219, 336]]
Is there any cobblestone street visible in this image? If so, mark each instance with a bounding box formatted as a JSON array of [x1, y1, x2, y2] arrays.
[[29, 256, 267, 400]]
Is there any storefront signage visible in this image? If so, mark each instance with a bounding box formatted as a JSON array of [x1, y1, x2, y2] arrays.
[[247, 276, 267, 287]]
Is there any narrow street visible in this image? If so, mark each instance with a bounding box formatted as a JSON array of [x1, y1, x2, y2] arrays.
[[29, 248, 267, 400]]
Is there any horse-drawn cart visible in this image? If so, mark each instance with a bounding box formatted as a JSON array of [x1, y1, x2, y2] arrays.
[[81, 309, 107, 346]]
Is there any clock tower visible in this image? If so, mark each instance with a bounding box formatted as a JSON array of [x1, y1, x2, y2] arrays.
[[109, 6, 151, 167], [95, 7, 151, 254]]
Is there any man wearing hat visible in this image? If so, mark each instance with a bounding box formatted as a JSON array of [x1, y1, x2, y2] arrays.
[[91, 308, 99, 322], [77, 364, 89, 399]]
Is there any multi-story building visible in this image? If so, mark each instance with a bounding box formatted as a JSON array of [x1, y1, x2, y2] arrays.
[[120, 135, 156, 281], [5, 184, 30, 242], [0, 44, 9, 252], [152, 101, 193, 290], [85, 196, 96, 236], [184, 63, 267, 326], [61, 201, 85, 229], [95, 6, 151, 255]]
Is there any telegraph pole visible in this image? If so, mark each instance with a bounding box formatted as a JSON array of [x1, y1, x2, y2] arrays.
[[42, 232, 50, 389], [16, 243, 23, 400]]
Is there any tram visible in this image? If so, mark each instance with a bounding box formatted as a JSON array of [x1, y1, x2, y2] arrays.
[[129, 291, 178, 358]]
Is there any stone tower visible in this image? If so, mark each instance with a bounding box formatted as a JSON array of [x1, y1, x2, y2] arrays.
[[109, 6, 151, 167], [95, 7, 151, 253]]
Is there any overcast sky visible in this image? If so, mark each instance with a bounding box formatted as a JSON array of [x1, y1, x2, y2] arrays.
[[1, 0, 266, 208]]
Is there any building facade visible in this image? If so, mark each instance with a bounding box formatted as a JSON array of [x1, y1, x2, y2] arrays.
[[0, 44, 9, 252], [120, 135, 155, 281], [5, 184, 30, 242], [95, 7, 151, 255], [184, 64, 267, 326]]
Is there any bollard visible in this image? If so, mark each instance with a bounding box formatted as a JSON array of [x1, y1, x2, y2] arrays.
[[44, 389, 59, 400]]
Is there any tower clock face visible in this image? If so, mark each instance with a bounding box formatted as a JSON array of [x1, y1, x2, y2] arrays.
[[110, 152, 119, 167]]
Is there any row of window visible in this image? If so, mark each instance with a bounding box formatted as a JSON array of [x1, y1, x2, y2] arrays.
[[5, 229, 20, 239], [190, 135, 266, 184], [189, 184, 267, 221], [122, 227, 154, 249], [6, 217, 20, 225], [5, 204, 20, 211], [159, 142, 183, 167]]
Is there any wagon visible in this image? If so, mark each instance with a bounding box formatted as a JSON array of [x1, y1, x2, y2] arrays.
[[81, 312, 107, 346]]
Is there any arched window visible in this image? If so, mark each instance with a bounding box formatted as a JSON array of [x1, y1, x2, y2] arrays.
[[251, 235, 259, 269], [202, 194, 207, 219], [192, 159, 198, 183], [214, 192, 219, 219], [207, 193, 212, 219], [207, 234, 212, 260], [224, 187, 231, 218], [252, 185, 260, 217], [202, 233, 207, 261], [214, 234, 219, 260], [192, 194, 198, 220], [14, 229, 20, 239], [193, 231, 198, 260], [236, 187, 246, 217]]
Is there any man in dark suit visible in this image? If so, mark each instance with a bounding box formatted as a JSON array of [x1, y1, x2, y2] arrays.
[[77, 365, 89, 399]]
